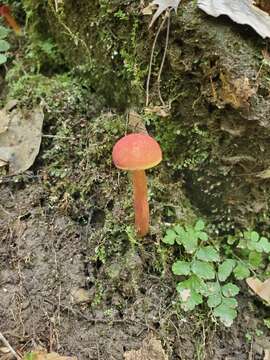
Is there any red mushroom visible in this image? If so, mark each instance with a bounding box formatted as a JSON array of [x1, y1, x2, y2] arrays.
[[112, 133, 162, 237], [0, 5, 21, 34]]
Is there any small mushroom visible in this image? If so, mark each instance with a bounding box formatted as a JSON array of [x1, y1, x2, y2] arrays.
[[112, 133, 162, 237], [0, 5, 21, 35]]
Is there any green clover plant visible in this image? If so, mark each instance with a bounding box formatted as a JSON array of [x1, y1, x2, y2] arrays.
[[163, 220, 270, 327], [0, 25, 10, 65]]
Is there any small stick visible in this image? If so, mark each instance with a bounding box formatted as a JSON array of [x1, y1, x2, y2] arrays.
[[0, 331, 22, 360], [146, 14, 168, 107], [157, 9, 171, 107]]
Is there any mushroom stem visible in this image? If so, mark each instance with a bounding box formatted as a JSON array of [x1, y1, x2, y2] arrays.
[[4, 13, 21, 34], [0, 6, 21, 34], [132, 170, 149, 237]]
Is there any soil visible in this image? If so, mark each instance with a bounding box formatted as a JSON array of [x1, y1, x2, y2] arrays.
[[0, 166, 269, 360], [1, 1, 270, 358]]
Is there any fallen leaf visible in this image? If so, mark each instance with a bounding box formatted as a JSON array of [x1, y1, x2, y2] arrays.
[[24, 350, 77, 360], [221, 155, 256, 165], [128, 111, 148, 134], [0, 109, 10, 134], [256, 168, 270, 179], [0, 105, 44, 175], [124, 336, 168, 360], [219, 73, 255, 109], [144, 105, 170, 117], [264, 349, 270, 360], [0, 347, 10, 354], [246, 277, 270, 304], [70, 287, 92, 304], [143, 0, 181, 27], [198, 0, 270, 39], [220, 119, 246, 137]]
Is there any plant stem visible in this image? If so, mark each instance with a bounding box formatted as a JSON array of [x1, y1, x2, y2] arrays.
[[132, 170, 149, 237]]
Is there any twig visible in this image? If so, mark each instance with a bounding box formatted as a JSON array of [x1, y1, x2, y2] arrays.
[[157, 10, 171, 107], [0, 331, 22, 360], [146, 13, 168, 107]]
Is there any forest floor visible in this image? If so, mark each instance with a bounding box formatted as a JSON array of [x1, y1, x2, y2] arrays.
[[1, 157, 269, 360], [0, 12, 270, 360], [0, 96, 269, 359]]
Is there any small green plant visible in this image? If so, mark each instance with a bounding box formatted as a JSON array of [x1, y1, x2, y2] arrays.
[[0, 25, 10, 65], [163, 221, 270, 327]]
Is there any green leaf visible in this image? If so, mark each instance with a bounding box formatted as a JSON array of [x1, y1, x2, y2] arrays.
[[0, 26, 9, 39], [227, 235, 237, 245], [206, 282, 222, 307], [176, 275, 207, 294], [250, 231, 259, 242], [179, 289, 203, 311], [257, 237, 270, 253], [218, 259, 236, 282], [207, 281, 221, 294], [0, 39, 10, 52], [178, 228, 199, 254], [195, 219, 205, 231], [174, 225, 186, 237], [196, 246, 220, 262], [233, 263, 250, 280], [207, 292, 222, 308], [248, 251, 263, 268], [264, 318, 270, 329], [222, 297, 238, 309], [191, 260, 215, 280], [222, 283, 240, 297], [176, 277, 204, 310], [0, 54, 7, 65], [198, 231, 208, 241], [213, 302, 237, 327], [172, 261, 191, 276], [162, 229, 176, 245]]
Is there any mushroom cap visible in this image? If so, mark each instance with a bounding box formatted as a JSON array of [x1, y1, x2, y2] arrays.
[[0, 5, 10, 16], [112, 133, 162, 171]]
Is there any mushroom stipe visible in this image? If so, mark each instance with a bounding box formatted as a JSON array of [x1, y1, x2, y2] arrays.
[[112, 133, 162, 237]]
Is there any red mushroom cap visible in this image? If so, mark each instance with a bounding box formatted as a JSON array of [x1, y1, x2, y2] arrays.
[[112, 133, 162, 171], [0, 5, 10, 16]]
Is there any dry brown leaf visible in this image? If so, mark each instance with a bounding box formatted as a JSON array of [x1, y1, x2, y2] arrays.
[[143, 0, 181, 27], [124, 336, 168, 360], [144, 105, 170, 117], [219, 73, 255, 109], [0, 110, 10, 134], [24, 349, 77, 360], [221, 155, 256, 165], [264, 349, 270, 360], [256, 168, 270, 179], [128, 111, 148, 134], [198, 0, 270, 39], [220, 119, 246, 137], [0, 105, 44, 175], [246, 277, 270, 304]]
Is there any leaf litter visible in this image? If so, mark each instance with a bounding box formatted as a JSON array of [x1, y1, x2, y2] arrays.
[[0, 101, 44, 175], [246, 277, 270, 304], [198, 0, 270, 39], [23, 349, 77, 360], [124, 336, 168, 360]]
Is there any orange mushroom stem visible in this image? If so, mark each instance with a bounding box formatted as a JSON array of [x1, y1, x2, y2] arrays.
[[112, 133, 162, 237], [0, 5, 21, 34], [132, 170, 149, 237]]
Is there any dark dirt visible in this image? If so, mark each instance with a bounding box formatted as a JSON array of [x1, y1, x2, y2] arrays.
[[0, 179, 269, 360]]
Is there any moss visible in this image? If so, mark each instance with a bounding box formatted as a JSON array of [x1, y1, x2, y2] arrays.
[[12, 0, 270, 231]]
